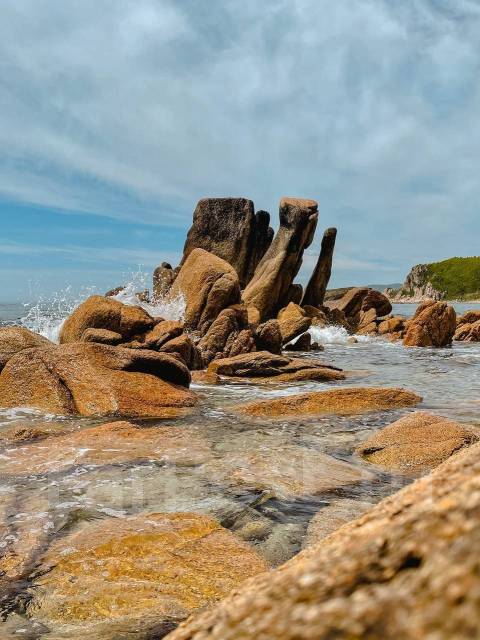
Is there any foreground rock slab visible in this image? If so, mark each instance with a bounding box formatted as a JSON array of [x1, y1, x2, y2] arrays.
[[238, 387, 421, 418], [0, 421, 212, 476], [0, 343, 197, 417], [357, 411, 478, 474], [168, 441, 480, 640], [27, 513, 268, 639]]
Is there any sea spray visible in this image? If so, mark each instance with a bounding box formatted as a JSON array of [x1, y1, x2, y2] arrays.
[[18, 269, 186, 343], [309, 324, 371, 345]]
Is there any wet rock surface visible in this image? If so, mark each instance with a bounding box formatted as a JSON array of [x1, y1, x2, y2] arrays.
[[403, 300, 457, 347], [239, 387, 421, 418], [168, 441, 480, 640], [26, 512, 268, 639], [357, 411, 478, 474]]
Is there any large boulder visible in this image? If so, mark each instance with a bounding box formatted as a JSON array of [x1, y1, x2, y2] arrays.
[[277, 302, 311, 344], [169, 441, 480, 640], [254, 319, 283, 354], [403, 300, 456, 347], [302, 227, 337, 307], [357, 411, 478, 474], [207, 351, 344, 383], [242, 197, 318, 321], [181, 198, 273, 287], [26, 513, 268, 639], [0, 343, 196, 417], [238, 387, 421, 418], [59, 295, 155, 344], [167, 249, 241, 334], [0, 326, 52, 371]]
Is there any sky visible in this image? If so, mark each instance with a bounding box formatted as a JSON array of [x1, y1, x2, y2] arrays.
[[1, 0, 480, 302]]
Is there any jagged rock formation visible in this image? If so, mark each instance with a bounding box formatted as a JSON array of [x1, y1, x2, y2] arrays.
[[386, 264, 444, 302], [180, 198, 273, 288], [153, 262, 178, 299], [242, 197, 318, 321], [302, 227, 337, 307]]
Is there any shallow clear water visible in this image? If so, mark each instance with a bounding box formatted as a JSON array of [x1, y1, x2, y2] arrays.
[[1, 298, 480, 636]]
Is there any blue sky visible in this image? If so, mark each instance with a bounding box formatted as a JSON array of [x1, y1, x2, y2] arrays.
[[1, 0, 480, 302]]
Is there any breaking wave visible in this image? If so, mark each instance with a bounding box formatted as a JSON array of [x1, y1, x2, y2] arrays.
[[309, 324, 371, 345]]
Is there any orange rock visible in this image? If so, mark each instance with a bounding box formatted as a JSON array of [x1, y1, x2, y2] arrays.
[[403, 301, 456, 347], [0, 343, 197, 417], [27, 512, 268, 638], [60, 295, 155, 343], [238, 387, 421, 418], [0, 326, 52, 370]]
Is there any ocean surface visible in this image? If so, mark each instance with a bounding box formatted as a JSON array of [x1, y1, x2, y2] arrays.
[[1, 294, 480, 636]]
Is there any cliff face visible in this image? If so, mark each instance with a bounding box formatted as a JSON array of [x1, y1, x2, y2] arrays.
[[386, 264, 445, 303]]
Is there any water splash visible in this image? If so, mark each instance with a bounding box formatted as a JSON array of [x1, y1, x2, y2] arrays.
[[18, 269, 186, 343], [309, 325, 371, 345]]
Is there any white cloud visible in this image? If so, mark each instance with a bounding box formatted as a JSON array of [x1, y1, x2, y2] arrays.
[[1, 0, 479, 282]]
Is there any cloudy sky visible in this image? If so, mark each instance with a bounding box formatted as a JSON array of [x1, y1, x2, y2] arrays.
[[1, 0, 480, 301]]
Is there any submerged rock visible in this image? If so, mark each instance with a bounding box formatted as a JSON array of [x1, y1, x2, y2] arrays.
[[203, 434, 373, 500], [303, 498, 374, 549], [0, 326, 52, 371], [59, 295, 155, 344], [0, 421, 212, 476], [242, 197, 318, 321], [238, 387, 421, 418], [0, 343, 196, 417], [26, 512, 268, 639], [403, 300, 456, 347], [167, 441, 480, 640], [357, 411, 478, 474], [167, 248, 241, 334]]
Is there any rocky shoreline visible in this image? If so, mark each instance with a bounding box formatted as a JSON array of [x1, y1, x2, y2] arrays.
[[1, 196, 480, 638]]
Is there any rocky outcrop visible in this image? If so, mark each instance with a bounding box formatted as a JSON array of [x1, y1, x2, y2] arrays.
[[167, 249, 241, 334], [153, 262, 178, 299], [0, 327, 52, 371], [242, 197, 318, 321], [196, 305, 255, 366], [26, 513, 268, 639], [357, 411, 478, 474], [0, 343, 196, 417], [403, 300, 456, 347], [302, 227, 337, 307], [207, 351, 344, 383], [59, 295, 155, 344], [277, 302, 311, 344], [181, 198, 273, 288], [80, 327, 123, 345], [386, 263, 444, 302], [253, 320, 282, 354], [169, 441, 480, 640], [238, 387, 421, 418], [325, 287, 392, 332]]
